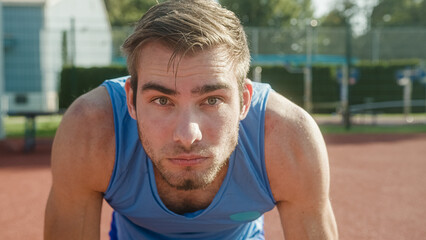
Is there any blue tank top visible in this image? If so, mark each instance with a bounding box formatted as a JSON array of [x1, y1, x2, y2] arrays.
[[102, 77, 276, 240]]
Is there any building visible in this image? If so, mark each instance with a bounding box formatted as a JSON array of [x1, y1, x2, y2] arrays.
[[0, 1, 4, 139], [1, 0, 112, 113]]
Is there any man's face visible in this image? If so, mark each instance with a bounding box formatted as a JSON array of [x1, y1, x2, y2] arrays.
[[125, 42, 252, 191]]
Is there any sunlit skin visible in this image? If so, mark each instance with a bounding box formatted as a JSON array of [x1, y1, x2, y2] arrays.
[[125, 42, 252, 194], [45, 41, 337, 240]]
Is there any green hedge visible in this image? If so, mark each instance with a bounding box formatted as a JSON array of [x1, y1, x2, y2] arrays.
[[59, 66, 128, 109], [59, 61, 425, 113], [257, 60, 425, 113], [351, 61, 425, 113]]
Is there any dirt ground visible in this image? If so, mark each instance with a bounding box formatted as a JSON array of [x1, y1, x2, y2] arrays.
[[1, 133, 426, 240]]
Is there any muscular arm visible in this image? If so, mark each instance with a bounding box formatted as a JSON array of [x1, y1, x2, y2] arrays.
[[44, 87, 115, 240], [265, 92, 338, 240]]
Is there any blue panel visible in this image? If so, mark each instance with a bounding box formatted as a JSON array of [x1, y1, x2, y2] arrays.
[[3, 6, 43, 93], [251, 54, 359, 66]]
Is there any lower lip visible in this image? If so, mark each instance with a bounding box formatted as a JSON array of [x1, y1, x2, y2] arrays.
[[168, 158, 207, 167]]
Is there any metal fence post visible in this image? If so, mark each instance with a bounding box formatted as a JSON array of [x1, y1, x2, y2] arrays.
[[343, 18, 352, 129], [372, 28, 380, 63], [304, 22, 312, 113], [0, 1, 6, 140]]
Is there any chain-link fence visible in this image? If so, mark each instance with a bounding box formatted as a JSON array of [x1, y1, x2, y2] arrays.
[[2, 20, 426, 115], [109, 26, 426, 65], [244, 27, 426, 62]]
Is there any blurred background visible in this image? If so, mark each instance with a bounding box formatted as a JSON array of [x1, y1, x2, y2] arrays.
[[1, 1, 426, 240], [0, 0, 426, 139]]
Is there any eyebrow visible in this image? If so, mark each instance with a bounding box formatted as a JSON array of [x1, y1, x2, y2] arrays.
[[141, 82, 231, 96], [141, 83, 177, 95], [191, 83, 231, 95]]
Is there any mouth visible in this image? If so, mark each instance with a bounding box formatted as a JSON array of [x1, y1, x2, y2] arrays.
[[167, 155, 209, 167]]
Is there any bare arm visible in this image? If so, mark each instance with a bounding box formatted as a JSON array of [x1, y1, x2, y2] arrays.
[[265, 92, 338, 240], [44, 87, 115, 240]]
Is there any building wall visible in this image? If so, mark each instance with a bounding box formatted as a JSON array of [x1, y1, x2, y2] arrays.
[[3, 5, 43, 93], [1, 0, 112, 112], [0, 1, 5, 139]]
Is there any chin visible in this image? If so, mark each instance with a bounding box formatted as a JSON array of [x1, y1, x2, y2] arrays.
[[158, 159, 226, 191]]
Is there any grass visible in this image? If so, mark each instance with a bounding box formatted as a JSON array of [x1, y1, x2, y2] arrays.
[[1, 114, 426, 138], [3, 115, 62, 138], [319, 124, 426, 134], [315, 113, 426, 134]]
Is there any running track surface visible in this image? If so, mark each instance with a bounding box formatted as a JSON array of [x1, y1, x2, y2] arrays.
[[1, 133, 426, 239]]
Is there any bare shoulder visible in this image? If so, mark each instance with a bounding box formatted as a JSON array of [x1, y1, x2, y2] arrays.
[[264, 91, 329, 202], [45, 86, 115, 239], [51, 86, 115, 193]]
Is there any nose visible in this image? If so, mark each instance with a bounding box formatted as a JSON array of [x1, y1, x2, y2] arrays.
[[173, 110, 202, 148]]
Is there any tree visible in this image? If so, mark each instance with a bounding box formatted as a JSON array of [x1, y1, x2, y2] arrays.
[[220, 0, 313, 27], [370, 0, 426, 27], [104, 0, 314, 28], [104, 0, 165, 27], [320, 0, 360, 27]]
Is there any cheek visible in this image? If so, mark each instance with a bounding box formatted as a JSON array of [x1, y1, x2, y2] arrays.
[[135, 107, 173, 143], [203, 108, 240, 140], [138, 115, 171, 135]]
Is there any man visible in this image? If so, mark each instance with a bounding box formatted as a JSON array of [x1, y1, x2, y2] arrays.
[[44, 0, 338, 239]]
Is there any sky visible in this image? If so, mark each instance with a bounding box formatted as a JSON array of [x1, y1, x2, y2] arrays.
[[312, 0, 380, 18], [311, 0, 380, 34], [312, 0, 335, 18]]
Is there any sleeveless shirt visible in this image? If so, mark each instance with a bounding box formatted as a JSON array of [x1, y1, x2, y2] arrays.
[[102, 77, 276, 239]]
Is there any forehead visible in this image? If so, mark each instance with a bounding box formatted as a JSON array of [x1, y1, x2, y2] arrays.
[[136, 42, 236, 86]]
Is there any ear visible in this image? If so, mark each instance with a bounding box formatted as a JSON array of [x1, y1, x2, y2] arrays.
[[124, 77, 137, 120], [239, 79, 253, 120]]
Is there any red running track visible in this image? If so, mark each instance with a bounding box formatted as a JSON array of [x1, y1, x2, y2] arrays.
[[1, 134, 426, 239]]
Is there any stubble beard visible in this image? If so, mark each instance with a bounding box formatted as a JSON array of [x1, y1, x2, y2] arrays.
[[136, 121, 239, 191]]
